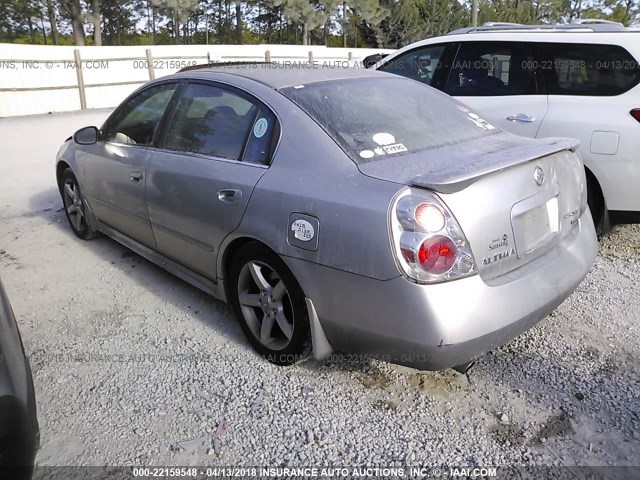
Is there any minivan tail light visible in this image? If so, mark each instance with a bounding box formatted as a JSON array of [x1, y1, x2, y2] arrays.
[[630, 109, 640, 123], [390, 188, 477, 284]]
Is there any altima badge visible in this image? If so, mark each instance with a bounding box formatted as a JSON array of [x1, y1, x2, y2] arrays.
[[482, 248, 516, 266], [534, 166, 545, 186]]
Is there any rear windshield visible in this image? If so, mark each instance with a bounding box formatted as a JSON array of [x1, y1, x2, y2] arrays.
[[281, 77, 499, 164]]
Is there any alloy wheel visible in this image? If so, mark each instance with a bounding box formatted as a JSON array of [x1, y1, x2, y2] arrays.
[[237, 261, 295, 351], [63, 178, 85, 232]]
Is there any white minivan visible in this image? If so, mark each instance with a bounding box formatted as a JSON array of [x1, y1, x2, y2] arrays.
[[374, 20, 640, 234]]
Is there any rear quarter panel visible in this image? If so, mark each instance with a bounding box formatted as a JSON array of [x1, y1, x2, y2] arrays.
[[220, 93, 402, 282]]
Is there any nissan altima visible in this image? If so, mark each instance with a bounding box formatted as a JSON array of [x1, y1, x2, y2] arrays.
[[55, 66, 597, 370]]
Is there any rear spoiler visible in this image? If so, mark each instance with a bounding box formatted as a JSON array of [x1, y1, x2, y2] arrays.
[[411, 137, 580, 194]]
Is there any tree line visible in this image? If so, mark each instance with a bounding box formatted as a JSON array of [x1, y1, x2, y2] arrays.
[[0, 0, 637, 49]]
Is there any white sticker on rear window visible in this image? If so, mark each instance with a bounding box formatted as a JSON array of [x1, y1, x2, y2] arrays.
[[253, 118, 269, 138], [359, 150, 375, 159], [372, 132, 396, 146], [383, 143, 408, 155]]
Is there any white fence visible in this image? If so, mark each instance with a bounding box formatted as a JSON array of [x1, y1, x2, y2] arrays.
[[0, 44, 393, 117]]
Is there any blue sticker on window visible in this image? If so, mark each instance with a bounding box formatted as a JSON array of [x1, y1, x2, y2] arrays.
[[253, 117, 269, 138]]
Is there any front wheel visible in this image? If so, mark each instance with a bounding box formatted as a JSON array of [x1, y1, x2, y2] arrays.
[[60, 168, 98, 240], [229, 243, 311, 366]]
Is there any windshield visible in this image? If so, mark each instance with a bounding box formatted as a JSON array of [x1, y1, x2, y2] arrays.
[[281, 77, 500, 164]]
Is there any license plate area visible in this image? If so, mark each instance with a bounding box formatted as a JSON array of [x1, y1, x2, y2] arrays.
[[511, 189, 559, 257]]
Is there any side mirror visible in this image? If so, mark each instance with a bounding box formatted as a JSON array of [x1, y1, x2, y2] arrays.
[[73, 126, 99, 145]]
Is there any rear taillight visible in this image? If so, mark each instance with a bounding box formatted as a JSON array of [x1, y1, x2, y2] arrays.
[[417, 235, 457, 274], [630, 109, 640, 123], [390, 188, 477, 284]]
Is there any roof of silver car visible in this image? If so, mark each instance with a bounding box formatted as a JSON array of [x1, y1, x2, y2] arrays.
[[176, 64, 390, 89]]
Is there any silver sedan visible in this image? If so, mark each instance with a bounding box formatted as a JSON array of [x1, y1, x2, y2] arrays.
[[55, 66, 597, 370]]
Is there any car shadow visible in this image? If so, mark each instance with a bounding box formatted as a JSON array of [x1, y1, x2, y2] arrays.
[[27, 185, 248, 349]]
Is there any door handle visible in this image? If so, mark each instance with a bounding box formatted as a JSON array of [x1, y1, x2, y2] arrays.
[[217, 188, 242, 205], [130, 171, 143, 183], [506, 113, 536, 123]]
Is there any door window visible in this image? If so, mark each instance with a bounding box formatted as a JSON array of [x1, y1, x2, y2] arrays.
[[445, 42, 538, 96], [378, 45, 447, 87], [164, 83, 276, 164], [103, 83, 177, 145], [543, 43, 640, 96]]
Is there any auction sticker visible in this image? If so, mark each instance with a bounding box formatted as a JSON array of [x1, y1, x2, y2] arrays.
[[383, 143, 408, 154]]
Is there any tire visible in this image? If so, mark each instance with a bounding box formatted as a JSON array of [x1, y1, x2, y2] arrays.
[[60, 168, 99, 240], [586, 173, 609, 237], [229, 242, 311, 366]]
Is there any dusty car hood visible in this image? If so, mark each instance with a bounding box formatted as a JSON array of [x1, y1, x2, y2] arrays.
[[357, 132, 580, 194]]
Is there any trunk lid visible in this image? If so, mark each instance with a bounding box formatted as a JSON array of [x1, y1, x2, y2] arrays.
[[359, 132, 585, 280]]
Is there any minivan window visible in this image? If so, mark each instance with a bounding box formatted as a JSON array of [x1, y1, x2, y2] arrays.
[[378, 45, 447, 87], [544, 43, 640, 96], [282, 77, 499, 164], [445, 42, 538, 96]]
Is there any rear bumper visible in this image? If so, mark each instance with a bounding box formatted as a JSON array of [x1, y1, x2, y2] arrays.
[[284, 212, 597, 370]]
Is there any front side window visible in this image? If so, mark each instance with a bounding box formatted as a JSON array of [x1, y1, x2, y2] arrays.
[[281, 77, 499, 164], [544, 43, 640, 96], [103, 83, 177, 145], [379, 45, 447, 87], [445, 42, 538, 96], [164, 82, 276, 164]]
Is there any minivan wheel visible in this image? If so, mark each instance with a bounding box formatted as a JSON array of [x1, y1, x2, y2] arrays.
[[229, 243, 311, 366], [60, 168, 98, 240], [587, 174, 609, 237]]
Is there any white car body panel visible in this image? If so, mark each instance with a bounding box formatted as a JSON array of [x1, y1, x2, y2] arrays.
[[376, 31, 640, 212]]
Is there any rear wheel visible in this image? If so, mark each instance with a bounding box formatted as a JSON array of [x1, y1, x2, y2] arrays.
[[586, 172, 609, 237], [60, 168, 98, 240], [229, 242, 311, 366]]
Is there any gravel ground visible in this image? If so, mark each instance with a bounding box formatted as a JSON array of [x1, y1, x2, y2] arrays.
[[0, 110, 638, 470]]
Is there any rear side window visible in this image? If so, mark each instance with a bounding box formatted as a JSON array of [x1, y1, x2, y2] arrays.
[[445, 42, 538, 96], [281, 77, 499, 164], [543, 43, 640, 96], [164, 82, 275, 164]]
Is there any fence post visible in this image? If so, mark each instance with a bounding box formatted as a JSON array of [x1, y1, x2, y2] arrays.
[[207, 52, 211, 65], [146, 49, 155, 80], [265, 50, 271, 63], [308, 51, 314, 64], [73, 49, 86, 110], [348, 51, 353, 61]]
